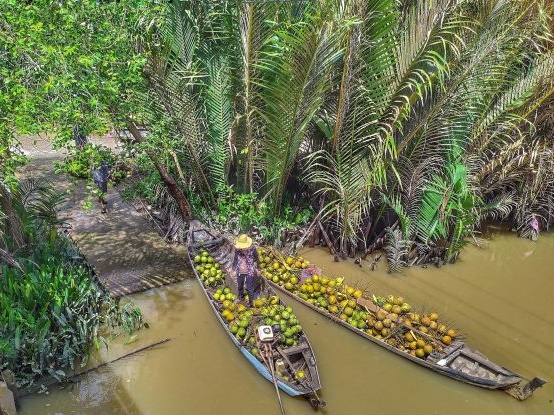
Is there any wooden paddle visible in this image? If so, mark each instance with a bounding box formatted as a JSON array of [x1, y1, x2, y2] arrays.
[[257, 339, 285, 415]]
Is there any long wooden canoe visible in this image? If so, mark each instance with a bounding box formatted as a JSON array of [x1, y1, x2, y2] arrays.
[[186, 221, 324, 408], [261, 249, 545, 400]]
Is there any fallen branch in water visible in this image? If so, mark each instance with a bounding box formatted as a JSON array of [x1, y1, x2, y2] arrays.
[[71, 337, 171, 379], [16, 338, 171, 398]]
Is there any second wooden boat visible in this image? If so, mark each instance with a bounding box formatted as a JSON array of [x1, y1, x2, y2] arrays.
[[258, 247, 545, 400]]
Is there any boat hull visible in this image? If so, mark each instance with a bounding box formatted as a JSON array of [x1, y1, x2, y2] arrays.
[[186, 221, 323, 400], [264, 276, 544, 400]]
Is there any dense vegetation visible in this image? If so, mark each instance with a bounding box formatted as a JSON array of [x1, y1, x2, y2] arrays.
[[55, 142, 129, 184], [0, 2, 143, 387], [2, 0, 554, 273], [133, 0, 554, 269], [0, 179, 142, 386]]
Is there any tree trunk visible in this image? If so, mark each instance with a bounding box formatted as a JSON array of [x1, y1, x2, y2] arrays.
[[0, 181, 24, 249], [125, 120, 193, 222]]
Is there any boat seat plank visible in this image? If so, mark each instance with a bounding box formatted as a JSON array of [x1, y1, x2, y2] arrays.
[[279, 343, 310, 355]]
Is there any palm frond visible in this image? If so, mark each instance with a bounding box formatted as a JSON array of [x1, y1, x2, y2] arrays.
[[141, 1, 216, 208], [391, 0, 470, 146], [202, 56, 234, 190], [236, 1, 285, 192], [385, 227, 408, 273], [386, 156, 444, 240], [259, 14, 351, 214], [479, 191, 517, 222], [307, 147, 372, 253], [18, 178, 66, 225]]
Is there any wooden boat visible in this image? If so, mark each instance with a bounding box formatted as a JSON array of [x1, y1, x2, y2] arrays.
[[261, 251, 545, 401], [186, 221, 324, 408]]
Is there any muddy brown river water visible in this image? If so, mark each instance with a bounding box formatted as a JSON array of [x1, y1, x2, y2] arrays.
[[18, 229, 554, 414]]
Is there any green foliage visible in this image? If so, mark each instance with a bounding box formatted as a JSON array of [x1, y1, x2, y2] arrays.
[[258, 13, 352, 215], [207, 185, 312, 246], [55, 142, 128, 184], [0, 259, 140, 386], [138, 0, 216, 209], [0, 257, 142, 385], [121, 168, 165, 207], [384, 227, 408, 273], [127, 0, 554, 262], [0, 179, 142, 386], [3, 0, 554, 270], [0, 0, 147, 144]]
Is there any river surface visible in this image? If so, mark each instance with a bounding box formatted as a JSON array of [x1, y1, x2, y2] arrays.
[[18, 229, 554, 414]]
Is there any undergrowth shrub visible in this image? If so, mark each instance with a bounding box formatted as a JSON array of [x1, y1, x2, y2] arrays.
[[55, 142, 129, 184]]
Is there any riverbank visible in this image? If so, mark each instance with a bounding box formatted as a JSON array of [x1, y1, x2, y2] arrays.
[[0, 381, 16, 415], [2, 135, 189, 410]]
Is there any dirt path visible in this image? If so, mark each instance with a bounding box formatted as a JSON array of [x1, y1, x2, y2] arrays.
[[18, 135, 189, 297]]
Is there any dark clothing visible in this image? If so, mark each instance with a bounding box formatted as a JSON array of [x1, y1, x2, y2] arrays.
[[232, 246, 260, 305], [91, 161, 109, 213], [92, 161, 109, 193], [237, 273, 257, 307]]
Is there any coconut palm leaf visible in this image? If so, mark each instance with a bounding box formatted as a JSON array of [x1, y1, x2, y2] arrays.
[[357, 0, 398, 125], [194, 1, 240, 190], [480, 192, 517, 222], [416, 175, 449, 243], [382, 193, 411, 241], [128, 0, 554, 259], [384, 227, 408, 273], [306, 146, 373, 254], [236, 1, 286, 192], [385, 156, 444, 241], [320, 0, 367, 153], [259, 13, 351, 215], [396, 0, 536, 162], [140, 1, 217, 208], [202, 55, 234, 190], [18, 178, 66, 225], [412, 154, 479, 253], [387, 0, 470, 148]]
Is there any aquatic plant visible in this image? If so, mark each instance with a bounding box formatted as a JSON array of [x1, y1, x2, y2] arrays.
[[0, 179, 142, 386], [0, 261, 142, 386]]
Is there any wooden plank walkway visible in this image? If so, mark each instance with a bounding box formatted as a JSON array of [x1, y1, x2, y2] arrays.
[[19, 136, 190, 297]]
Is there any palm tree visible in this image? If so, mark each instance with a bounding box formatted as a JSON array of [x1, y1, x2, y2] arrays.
[[0, 178, 64, 271], [132, 0, 554, 268]]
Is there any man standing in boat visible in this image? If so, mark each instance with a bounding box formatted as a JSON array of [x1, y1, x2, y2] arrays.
[[231, 234, 260, 307]]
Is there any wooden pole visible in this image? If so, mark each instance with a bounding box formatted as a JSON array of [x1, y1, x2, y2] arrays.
[[318, 221, 336, 255], [264, 343, 286, 415], [71, 338, 171, 379], [16, 338, 171, 398]]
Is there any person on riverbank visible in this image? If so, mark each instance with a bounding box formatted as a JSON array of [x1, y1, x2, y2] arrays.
[[231, 234, 260, 307], [91, 160, 109, 213]]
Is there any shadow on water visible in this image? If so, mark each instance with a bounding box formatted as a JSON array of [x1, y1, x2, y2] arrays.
[[18, 365, 145, 415]]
